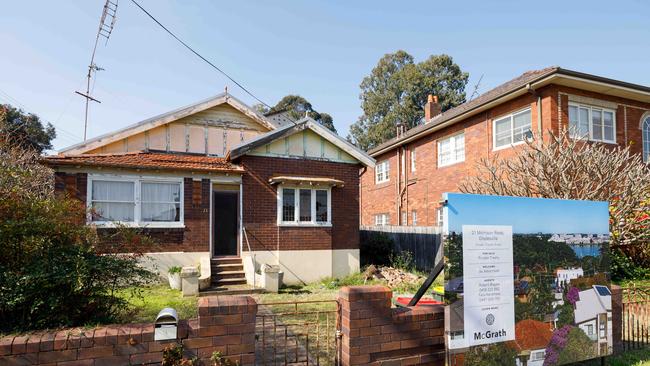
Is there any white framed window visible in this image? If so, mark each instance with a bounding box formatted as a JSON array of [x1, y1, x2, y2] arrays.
[[436, 207, 444, 227], [410, 148, 416, 172], [374, 213, 389, 226], [277, 186, 331, 226], [568, 103, 616, 143], [642, 115, 650, 162], [493, 108, 532, 150], [411, 210, 417, 226], [530, 350, 545, 361], [401, 211, 407, 226], [88, 174, 183, 228], [438, 133, 465, 167], [375, 160, 390, 184]]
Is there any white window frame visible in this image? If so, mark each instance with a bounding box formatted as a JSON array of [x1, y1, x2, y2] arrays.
[[492, 108, 532, 151], [87, 174, 184, 228], [437, 132, 465, 167], [410, 148, 416, 172], [642, 113, 650, 163], [530, 350, 545, 361], [411, 210, 417, 226], [276, 185, 332, 227], [375, 160, 390, 184], [568, 102, 616, 144], [374, 213, 389, 226]]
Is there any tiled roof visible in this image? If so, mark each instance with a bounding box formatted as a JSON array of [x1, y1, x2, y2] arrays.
[[368, 67, 560, 155], [42, 151, 244, 173], [509, 319, 553, 352]]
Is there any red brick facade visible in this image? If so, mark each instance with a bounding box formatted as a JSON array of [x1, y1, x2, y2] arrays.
[[239, 155, 361, 252], [361, 84, 650, 226], [54, 173, 211, 253], [0, 295, 257, 366]]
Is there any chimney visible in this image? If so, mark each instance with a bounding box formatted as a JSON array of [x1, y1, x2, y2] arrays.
[[424, 95, 442, 123]]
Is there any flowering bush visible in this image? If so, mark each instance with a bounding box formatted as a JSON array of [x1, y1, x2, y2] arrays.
[[566, 287, 580, 306], [544, 325, 596, 365]]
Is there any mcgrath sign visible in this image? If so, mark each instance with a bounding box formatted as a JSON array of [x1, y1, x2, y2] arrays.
[[444, 193, 611, 365]]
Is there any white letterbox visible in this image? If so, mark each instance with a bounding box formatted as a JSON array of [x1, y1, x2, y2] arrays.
[[154, 307, 178, 341]]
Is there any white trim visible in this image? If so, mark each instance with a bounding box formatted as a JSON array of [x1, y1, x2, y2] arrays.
[[492, 107, 533, 151], [60, 93, 276, 154], [375, 160, 390, 184], [410, 147, 416, 172], [276, 185, 332, 227], [87, 173, 184, 228], [639, 112, 650, 129], [641, 112, 650, 163], [568, 102, 617, 144], [437, 132, 465, 167]]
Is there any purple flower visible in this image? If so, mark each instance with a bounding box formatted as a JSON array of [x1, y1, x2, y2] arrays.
[[567, 287, 580, 306]]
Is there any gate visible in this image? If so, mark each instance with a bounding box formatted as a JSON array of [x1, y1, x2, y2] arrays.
[[255, 300, 341, 365], [622, 286, 650, 350]]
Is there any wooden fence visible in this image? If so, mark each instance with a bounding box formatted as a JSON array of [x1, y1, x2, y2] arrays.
[[622, 286, 650, 351], [360, 225, 442, 272]]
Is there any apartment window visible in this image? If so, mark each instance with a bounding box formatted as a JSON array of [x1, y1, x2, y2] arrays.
[[374, 213, 389, 226], [436, 207, 444, 227], [568, 103, 615, 143], [586, 324, 594, 335], [410, 148, 416, 172], [89, 175, 183, 227], [375, 160, 390, 184], [643, 116, 650, 162], [278, 187, 331, 226], [438, 133, 465, 167], [530, 351, 546, 361], [493, 108, 532, 149], [412, 210, 417, 226], [401, 211, 407, 226]]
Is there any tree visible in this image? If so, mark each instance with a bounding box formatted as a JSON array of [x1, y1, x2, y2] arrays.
[[544, 325, 596, 365], [459, 131, 650, 280], [264, 95, 337, 132], [464, 342, 517, 366], [0, 104, 56, 153], [348, 51, 469, 150]]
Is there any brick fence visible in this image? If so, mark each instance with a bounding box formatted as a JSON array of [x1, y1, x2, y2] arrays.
[[0, 296, 257, 366], [338, 286, 445, 366]]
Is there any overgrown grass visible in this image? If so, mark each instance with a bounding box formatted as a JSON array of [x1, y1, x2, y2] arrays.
[[579, 349, 650, 366], [115, 285, 198, 324]]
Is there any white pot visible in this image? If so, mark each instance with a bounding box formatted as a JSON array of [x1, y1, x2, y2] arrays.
[[168, 273, 182, 290]]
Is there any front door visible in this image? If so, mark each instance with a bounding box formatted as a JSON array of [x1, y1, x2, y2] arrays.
[[213, 191, 239, 257]]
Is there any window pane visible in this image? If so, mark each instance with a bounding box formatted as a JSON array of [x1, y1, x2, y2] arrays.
[[513, 110, 532, 142], [643, 118, 650, 162], [92, 180, 134, 201], [455, 134, 465, 161], [282, 189, 295, 222], [299, 189, 312, 222], [592, 109, 603, 140], [603, 111, 614, 141], [142, 182, 180, 203], [92, 202, 135, 221], [494, 117, 512, 147], [316, 190, 328, 222], [142, 203, 180, 222], [569, 106, 579, 137], [579, 108, 590, 137]]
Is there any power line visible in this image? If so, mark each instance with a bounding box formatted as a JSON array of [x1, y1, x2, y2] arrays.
[[129, 0, 297, 126]]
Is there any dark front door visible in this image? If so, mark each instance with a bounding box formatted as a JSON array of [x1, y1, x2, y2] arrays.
[[213, 191, 238, 257]]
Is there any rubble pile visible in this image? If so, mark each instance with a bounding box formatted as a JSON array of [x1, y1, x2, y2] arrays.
[[363, 265, 422, 288]]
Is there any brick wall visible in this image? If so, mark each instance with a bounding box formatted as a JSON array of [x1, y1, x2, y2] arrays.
[[53, 174, 210, 253], [361, 84, 650, 226], [240, 155, 361, 252], [0, 295, 256, 366], [338, 286, 445, 366]]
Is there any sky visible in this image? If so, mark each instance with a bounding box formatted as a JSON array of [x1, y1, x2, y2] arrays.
[[1, 1, 649, 152], [444, 193, 610, 234]]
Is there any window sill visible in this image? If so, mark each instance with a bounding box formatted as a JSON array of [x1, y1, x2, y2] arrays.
[[89, 222, 186, 229], [493, 140, 527, 152], [278, 222, 332, 228], [438, 160, 465, 169], [569, 136, 617, 145]]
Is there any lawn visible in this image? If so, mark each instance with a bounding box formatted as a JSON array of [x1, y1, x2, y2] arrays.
[[116, 285, 198, 324]]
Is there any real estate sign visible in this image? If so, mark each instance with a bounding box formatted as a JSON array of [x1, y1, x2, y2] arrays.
[[443, 193, 612, 365]]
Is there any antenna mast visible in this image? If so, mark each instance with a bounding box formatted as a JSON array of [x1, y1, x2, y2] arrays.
[[76, 0, 118, 141]]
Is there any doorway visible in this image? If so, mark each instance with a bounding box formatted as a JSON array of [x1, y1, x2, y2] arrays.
[[212, 191, 239, 257]]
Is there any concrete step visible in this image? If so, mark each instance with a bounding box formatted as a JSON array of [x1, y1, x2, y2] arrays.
[[211, 277, 247, 286], [212, 270, 246, 280], [210, 257, 242, 265], [199, 285, 265, 296], [211, 263, 244, 272]]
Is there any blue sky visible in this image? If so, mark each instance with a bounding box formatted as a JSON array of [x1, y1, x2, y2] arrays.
[[1, 1, 649, 152], [445, 193, 610, 234]]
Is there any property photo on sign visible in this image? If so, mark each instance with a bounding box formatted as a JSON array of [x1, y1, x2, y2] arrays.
[[443, 193, 611, 366]]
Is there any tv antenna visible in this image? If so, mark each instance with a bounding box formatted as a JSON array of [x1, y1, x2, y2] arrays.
[[76, 0, 118, 141], [469, 74, 484, 101]]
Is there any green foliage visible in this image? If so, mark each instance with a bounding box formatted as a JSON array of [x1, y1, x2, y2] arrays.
[[515, 298, 534, 322], [348, 51, 469, 150], [211, 350, 239, 366], [168, 266, 182, 274], [444, 234, 463, 279], [556, 302, 575, 328], [115, 285, 197, 324], [263, 95, 336, 132], [528, 272, 556, 321], [389, 250, 414, 271], [0, 139, 156, 332], [360, 232, 394, 267], [513, 235, 578, 269], [464, 342, 518, 366], [611, 247, 650, 281], [0, 104, 56, 153], [557, 327, 597, 364], [162, 343, 198, 366]]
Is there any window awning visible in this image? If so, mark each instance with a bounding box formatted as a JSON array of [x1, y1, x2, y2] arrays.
[[269, 175, 344, 187]]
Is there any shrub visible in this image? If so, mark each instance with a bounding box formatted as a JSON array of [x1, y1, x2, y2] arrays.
[[0, 138, 156, 332], [389, 250, 415, 271], [168, 266, 182, 275], [360, 232, 394, 266]]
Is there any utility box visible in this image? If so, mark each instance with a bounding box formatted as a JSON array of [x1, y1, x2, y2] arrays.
[[154, 307, 178, 341], [261, 263, 283, 293]]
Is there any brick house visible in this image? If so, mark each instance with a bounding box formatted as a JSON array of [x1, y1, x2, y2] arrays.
[[43, 92, 374, 287], [360, 67, 650, 227]]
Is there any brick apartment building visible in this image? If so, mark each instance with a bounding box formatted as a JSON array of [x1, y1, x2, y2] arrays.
[[360, 67, 650, 227]]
